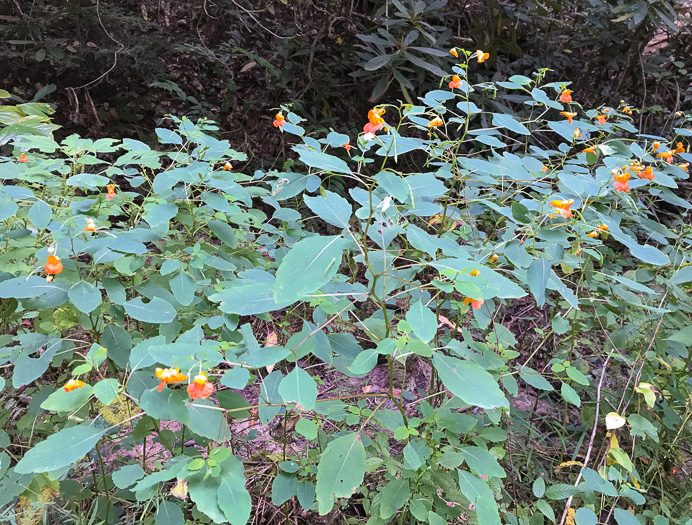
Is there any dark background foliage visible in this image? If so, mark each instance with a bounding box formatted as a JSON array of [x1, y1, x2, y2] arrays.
[[1, 0, 690, 164]]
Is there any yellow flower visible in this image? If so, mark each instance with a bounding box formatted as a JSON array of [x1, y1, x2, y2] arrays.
[[476, 50, 489, 63], [155, 367, 188, 392], [64, 379, 86, 393]]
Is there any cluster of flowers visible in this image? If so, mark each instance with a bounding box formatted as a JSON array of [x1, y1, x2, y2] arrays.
[[64, 368, 215, 401]]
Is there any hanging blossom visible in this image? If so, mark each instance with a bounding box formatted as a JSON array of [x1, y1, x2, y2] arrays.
[[223, 162, 233, 171], [449, 48, 458, 58], [44, 255, 63, 283], [84, 218, 97, 233], [449, 75, 463, 89], [106, 184, 116, 200], [155, 367, 188, 392], [187, 371, 214, 400], [363, 107, 386, 140], [639, 166, 655, 181], [19, 153, 28, 163], [613, 171, 630, 193], [560, 89, 572, 103], [475, 49, 489, 63], [428, 116, 444, 128], [463, 297, 484, 310], [273, 112, 286, 128], [64, 379, 86, 393], [549, 198, 575, 219], [560, 111, 576, 124]]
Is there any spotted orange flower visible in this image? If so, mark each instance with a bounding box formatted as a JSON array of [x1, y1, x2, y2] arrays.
[[187, 371, 214, 400], [155, 367, 188, 392], [640, 167, 655, 180], [598, 224, 609, 232], [463, 297, 484, 310], [273, 112, 286, 128], [573, 128, 582, 138], [64, 379, 86, 393], [106, 184, 116, 200], [45, 255, 63, 277], [587, 231, 599, 238], [448, 75, 463, 89], [490, 254, 499, 262], [674, 142, 685, 154], [223, 162, 232, 171], [84, 218, 96, 233], [657, 150, 674, 163], [541, 165, 548, 173], [450, 48, 458, 58], [582, 146, 596, 153], [596, 114, 606, 125], [622, 106, 632, 115], [560, 111, 576, 123], [652, 141, 661, 152], [476, 50, 489, 63], [428, 116, 444, 127], [680, 163, 689, 172], [343, 143, 351, 151], [19, 153, 28, 163], [468, 269, 481, 277], [560, 89, 572, 103], [614, 172, 630, 193], [549, 198, 575, 219]]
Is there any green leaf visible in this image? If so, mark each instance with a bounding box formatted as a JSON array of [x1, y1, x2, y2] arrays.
[[533, 477, 546, 498], [155, 501, 184, 525], [561, 382, 581, 407], [671, 265, 692, 284], [112, 464, 145, 489], [432, 353, 508, 410], [527, 258, 550, 307], [297, 480, 316, 511], [379, 478, 410, 520], [575, 508, 599, 525], [544, 483, 579, 500], [279, 367, 318, 411], [93, 378, 120, 405], [68, 281, 102, 314], [187, 399, 230, 441], [221, 367, 250, 389], [406, 301, 437, 342], [28, 200, 52, 229], [170, 270, 197, 306], [492, 113, 530, 135], [315, 432, 366, 515], [293, 146, 351, 175], [258, 371, 284, 424], [272, 473, 297, 505], [458, 446, 506, 478], [217, 455, 252, 525], [124, 297, 176, 323], [627, 414, 658, 442], [535, 499, 555, 523], [296, 418, 318, 440], [581, 467, 617, 497], [187, 467, 226, 523], [274, 236, 347, 303], [211, 281, 293, 315], [613, 509, 640, 525], [347, 348, 378, 375], [364, 54, 392, 71], [208, 220, 237, 248], [41, 385, 93, 412], [304, 190, 353, 229], [428, 511, 447, 525], [518, 366, 554, 391], [14, 423, 107, 473]]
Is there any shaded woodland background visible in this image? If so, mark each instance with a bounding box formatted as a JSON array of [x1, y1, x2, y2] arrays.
[[2, 0, 691, 170]]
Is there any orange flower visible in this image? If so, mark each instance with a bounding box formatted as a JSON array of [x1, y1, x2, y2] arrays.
[[614, 172, 630, 193], [623, 106, 632, 115], [187, 371, 214, 400], [448, 75, 463, 89], [428, 116, 444, 127], [19, 153, 28, 163], [155, 367, 188, 392], [549, 198, 575, 219], [44, 255, 63, 276], [582, 146, 596, 153], [450, 48, 458, 58], [84, 218, 96, 233], [468, 269, 480, 277], [560, 112, 576, 123], [598, 224, 609, 231], [587, 231, 599, 238], [106, 184, 116, 200], [596, 114, 606, 125], [363, 107, 386, 139], [640, 166, 655, 180], [64, 379, 86, 393], [343, 143, 351, 151], [603, 108, 611, 113], [490, 255, 499, 262], [476, 50, 489, 63], [652, 141, 661, 152], [657, 150, 673, 163], [674, 142, 685, 154], [573, 128, 582, 138], [463, 297, 484, 309], [680, 163, 689, 172], [273, 112, 286, 128], [541, 165, 548, 173], [560, 89, 572, 103], [223, 162, 233, 171]]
